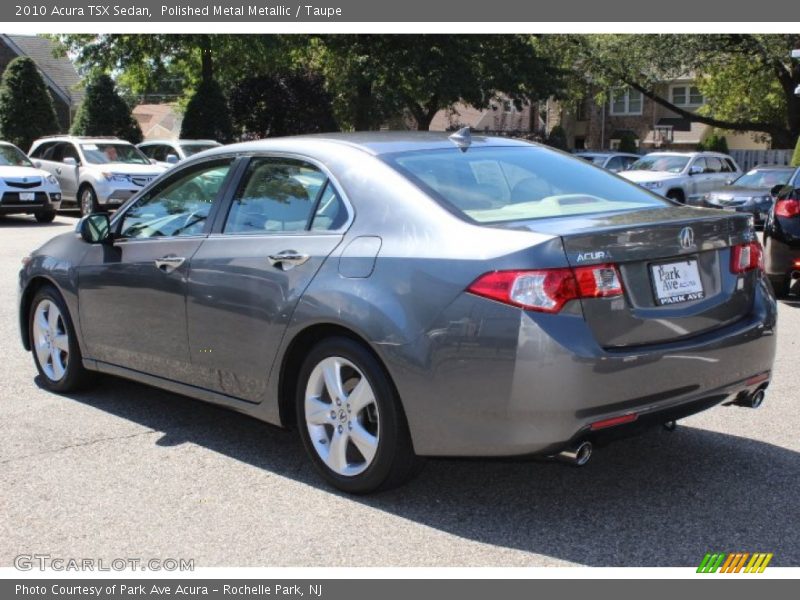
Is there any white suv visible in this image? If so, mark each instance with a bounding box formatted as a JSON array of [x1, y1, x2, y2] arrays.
[[29, 136, 167, 216], [621, 151, 742, 204], [0, 141, 62, 222]]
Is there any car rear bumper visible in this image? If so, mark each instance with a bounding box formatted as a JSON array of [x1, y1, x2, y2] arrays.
[[388, 279, 777, 457], [764, 236, 800, 277]]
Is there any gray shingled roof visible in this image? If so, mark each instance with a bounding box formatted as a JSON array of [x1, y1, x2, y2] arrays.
[[1, 34, 83, 108]]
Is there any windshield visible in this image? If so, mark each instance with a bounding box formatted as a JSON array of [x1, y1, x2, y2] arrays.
[[180, 143, 219, 157], [629, 155, 689, 174], [384, 146, 667, 224], [578, 155, 606, 166], [733, 169, 792, 189], [0, 144, 33, 167], [81, 143, 150, 165]]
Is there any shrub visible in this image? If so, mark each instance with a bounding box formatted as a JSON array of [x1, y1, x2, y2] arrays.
[[180, 78, 233, 143], [545, 125, 569, 151], [791, 135, 800, 168], [0, 57, 59, 151], [618, 131, 639, 154], [698, 132, 729, 154], [71, 74, 142, 143]]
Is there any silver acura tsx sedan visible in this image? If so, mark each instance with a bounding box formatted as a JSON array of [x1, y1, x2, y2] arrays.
[[18, 131, 777, 493]]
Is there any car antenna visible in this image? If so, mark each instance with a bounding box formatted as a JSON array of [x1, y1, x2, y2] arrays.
[[449, 127, 472, 152]]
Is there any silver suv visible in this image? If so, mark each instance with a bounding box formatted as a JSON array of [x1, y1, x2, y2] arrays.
[[29, 136, 167, 216], [620, 151, 742, 204]]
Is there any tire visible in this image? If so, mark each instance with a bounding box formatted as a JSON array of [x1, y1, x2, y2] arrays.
[[79, 185, 98, 217], [34, 210, 56, 223], [296, 337, 422, 494], [28, 285, 94, 393], [666, 190, 685, 204]]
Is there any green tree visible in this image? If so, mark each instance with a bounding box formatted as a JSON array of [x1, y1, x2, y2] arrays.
[[697, 132, 729, 153], [545, 125, 569, 150], [71, 74, 142, 143], [180, 78, 233, 142], [548, 34, 800, 148], [229, 72, 337, 139], [310, 35, 564, 131], [0, 57, 59, 151], [792, 136, 800, 167]]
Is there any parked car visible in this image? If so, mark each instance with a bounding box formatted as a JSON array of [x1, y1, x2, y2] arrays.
[[137, 139, 222, 168], [18, 132, 776, 493], [29, 136, 167, 216], [621, 151, 742, 203], [0, 141, 62, 223], [763, 167, 800, 296], [575, 151, 639, 172], [693, 165, 795, 226]]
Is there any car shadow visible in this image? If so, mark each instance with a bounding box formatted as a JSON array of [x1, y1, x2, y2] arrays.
[[38, 374, 800, 567], [0, 214, 76, 228]]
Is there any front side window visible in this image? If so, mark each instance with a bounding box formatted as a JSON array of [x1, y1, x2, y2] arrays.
[[224, 158, 327, 234], [609, 89, 643, 115], [704, 157, 723, 173], [119, 159, 233, 239], [80, 143, 150, 165], [384, 146, 668, 224], [0, 144, 33, 167]]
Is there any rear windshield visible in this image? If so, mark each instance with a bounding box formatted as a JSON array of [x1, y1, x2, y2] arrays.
[[734, 169, 792, 188], [383, 146, 667, 223]]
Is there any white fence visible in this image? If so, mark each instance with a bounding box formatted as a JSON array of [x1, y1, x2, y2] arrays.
[[728, 149, 794, 172]]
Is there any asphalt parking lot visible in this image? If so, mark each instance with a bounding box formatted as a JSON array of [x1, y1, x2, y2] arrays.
[[1, 214, 799, 568]]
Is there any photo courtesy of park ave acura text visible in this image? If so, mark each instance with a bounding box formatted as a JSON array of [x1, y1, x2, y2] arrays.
[[1, 32, 799, 568]]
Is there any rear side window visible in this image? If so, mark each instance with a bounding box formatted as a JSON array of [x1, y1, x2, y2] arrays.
[[224, 158, 327, 234], [383, 146, 667, 224]]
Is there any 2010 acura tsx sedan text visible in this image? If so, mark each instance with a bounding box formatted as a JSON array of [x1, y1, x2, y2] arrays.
[[18, 131, 777, 493]]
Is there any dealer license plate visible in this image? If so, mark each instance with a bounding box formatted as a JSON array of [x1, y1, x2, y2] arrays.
[[651, 259, 705, 306]]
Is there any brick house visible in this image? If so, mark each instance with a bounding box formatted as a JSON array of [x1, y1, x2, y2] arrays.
[[549, 78, 769, 152], [428, 96, 544, 134], [0, 34, 83, 132]]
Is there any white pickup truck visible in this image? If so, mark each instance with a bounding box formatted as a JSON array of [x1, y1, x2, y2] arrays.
[[621, 151, 742, 204]]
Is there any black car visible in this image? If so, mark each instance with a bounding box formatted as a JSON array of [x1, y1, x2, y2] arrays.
[[697, 166, 795, 226], [763, 166, 800, 295]]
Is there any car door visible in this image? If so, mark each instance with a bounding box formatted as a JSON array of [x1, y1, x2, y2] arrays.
[[185, 155, 351, 402], [686, 157, 708, 201], [704, 156, 726, 190], [55, 143, 81, 200], [77, 157, 237, 381]]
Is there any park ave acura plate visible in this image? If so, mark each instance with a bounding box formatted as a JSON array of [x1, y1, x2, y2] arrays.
[[651, 258, 705, 305]]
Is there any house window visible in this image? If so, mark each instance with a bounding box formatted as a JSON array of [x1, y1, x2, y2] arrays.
[[671, 85, 704, 106], [609, 89, 643, 116]]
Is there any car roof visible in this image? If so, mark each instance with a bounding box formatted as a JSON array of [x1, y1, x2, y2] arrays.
[[643, 151, 731, 158], [575, 151, 638, 156], [208, 131, 534, 157], [31, 136, 130, 145]]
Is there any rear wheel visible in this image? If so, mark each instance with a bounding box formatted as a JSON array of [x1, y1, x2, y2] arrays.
[[29, 286, 94, 392], [296, 337, 422, 493], [34, 210, 56, 223], [79, 185, 98, 217], [769, 275, 790, 298]]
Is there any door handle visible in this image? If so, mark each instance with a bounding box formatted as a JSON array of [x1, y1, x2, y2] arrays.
[[268, 250, 310, 271], [154, 256, 186, 273], [55, 168, 61, 175]]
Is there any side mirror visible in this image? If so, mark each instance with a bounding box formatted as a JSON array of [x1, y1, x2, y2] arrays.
[[63, 157, 78, 167], [33, 160, 42, 168], [166, 154, 179, 165], [78, 213, 111, 244], [689, 165, 703, 176]]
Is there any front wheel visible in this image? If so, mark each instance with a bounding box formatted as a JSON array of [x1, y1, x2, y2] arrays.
[[79, 186, 98, 217], [29, 286, 94, 392], [34, 210, 56, 223], [296, 337, 422, 494]]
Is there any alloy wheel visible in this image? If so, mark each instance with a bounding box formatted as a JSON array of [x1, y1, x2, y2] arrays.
[[32, 299, 70, 381], [304, 356, 380, 477]]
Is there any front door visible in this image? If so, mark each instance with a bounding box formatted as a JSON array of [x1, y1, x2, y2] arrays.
[[77, 157, 236, 381], [186, 156, 350, 401]]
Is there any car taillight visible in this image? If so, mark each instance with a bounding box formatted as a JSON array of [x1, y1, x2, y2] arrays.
[[730, 241, 763, 274], [775, 199, 800, 218], [467, 264, 623, 313]]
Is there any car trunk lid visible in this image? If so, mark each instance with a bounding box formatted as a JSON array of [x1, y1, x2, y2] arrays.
[[499, 206, 758, 347]]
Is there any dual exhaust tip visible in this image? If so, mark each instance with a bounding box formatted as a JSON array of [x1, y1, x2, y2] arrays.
[[556, 440, 593, 466]]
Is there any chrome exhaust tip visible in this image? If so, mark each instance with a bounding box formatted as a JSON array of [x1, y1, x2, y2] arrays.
[[749, 389, 766, 409], [557, 441, 593, 466]]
